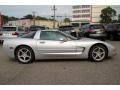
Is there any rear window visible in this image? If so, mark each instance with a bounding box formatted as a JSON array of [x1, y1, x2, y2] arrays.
[[2, 27, 16, 31], [21, 31, 36, 38], [90, 25, 104, 29]]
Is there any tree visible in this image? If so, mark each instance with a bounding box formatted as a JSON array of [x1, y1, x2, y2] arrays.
[[8, 16, 19, 21], [100, 6, 116, 24], [2, 15, 19, 23], [36, 16, 48, 20], [23, 14, 33, 19], [64, 18, 71, 22], [23, 14, 55, 21]]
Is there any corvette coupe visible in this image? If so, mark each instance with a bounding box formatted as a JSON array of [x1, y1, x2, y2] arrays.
[[3, 30, 116, 64]]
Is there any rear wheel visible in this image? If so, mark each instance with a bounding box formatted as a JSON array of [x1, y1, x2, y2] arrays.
[[89, 45, 107, 62], [15, 46, 35, 64]]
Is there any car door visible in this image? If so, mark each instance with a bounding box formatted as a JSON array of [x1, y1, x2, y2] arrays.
[[37, 31, 77, 59]]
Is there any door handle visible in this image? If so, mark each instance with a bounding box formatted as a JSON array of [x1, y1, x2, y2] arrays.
[[40, 41, 45, 44]]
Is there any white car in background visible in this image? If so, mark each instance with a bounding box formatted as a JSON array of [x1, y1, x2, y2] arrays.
[[0, 26, 26, 43]]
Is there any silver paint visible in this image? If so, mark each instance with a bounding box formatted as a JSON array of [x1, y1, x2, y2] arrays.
[[3, 30, 116, 61]]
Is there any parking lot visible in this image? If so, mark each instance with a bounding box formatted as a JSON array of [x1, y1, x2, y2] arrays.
[[0, 41, 120, 85]]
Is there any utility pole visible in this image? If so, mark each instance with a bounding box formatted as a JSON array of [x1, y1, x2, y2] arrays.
[[52, 5, 57, 29], [32, 11, 36, 26]]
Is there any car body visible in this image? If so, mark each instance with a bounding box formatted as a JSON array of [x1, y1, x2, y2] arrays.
[[105, 24, 120, 40], [80, 24, 106, 41], [3, 30, 116, 64], [29, 25, 46, 32], [0, 26, 26, 42]]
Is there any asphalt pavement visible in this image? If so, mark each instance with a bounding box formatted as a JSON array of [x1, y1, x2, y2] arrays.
[[0, 41, 120, 85]]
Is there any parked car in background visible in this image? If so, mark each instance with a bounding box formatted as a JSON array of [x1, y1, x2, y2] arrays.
[[0, 26, 25, 43], [105, 24, 120, 40], [80, 24, 106, 41], [3, 30, 116, 64], [58, 25, 80, 38], [29, 25, 46, 32]]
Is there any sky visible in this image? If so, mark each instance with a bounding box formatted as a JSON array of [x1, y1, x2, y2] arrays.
[[0, 5, 120, 21], [0, 5, 72, 20]]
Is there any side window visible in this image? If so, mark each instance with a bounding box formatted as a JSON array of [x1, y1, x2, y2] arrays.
[[40, 31, 68, 41], [40, 31, 57, 40], [55, 32, 68, 40]]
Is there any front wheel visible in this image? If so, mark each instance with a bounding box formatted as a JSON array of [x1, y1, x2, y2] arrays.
[[15, 46, 35, 64], [89, 45, 107, 62]]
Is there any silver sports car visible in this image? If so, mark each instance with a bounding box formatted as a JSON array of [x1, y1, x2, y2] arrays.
[[3, 30, 116, 64]]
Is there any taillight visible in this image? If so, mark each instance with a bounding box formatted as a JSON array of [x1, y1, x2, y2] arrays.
[[12, 32, 19, 35], [0, 33, 2, 36]]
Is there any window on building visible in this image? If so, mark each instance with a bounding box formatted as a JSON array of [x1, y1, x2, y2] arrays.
[[73, 10, 81, 13], [82, 9, 90, 13], [73, 15, 82, 18], [73, 5, 81, 9], [82, 14, 90, 18], [82, 5, 90, 8]]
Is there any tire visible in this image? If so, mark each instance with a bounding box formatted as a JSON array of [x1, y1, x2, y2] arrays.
[[15, 46, 35, 64], [89, 44, 107, 62]]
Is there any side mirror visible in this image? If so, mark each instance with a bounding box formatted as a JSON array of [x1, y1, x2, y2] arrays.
[[59, 38, 67, 42]]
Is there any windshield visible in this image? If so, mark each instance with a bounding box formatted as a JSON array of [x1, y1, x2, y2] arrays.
[[2, 27, 17, 31]]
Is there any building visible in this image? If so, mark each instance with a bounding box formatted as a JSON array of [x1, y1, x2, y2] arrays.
[[4, 19, 70, 29], [72, 5, 120, 26], [0, 13, 4, 28]]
